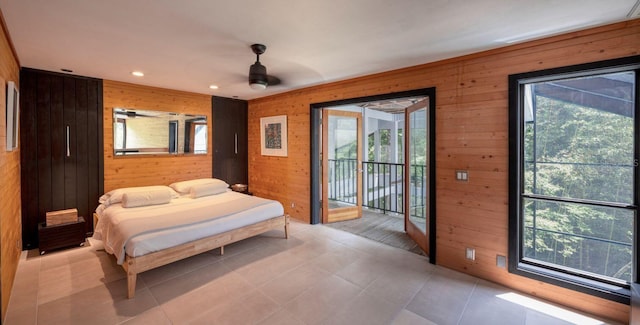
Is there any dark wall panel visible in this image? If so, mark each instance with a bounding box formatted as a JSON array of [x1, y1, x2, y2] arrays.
[[212, 96, 248, 187]]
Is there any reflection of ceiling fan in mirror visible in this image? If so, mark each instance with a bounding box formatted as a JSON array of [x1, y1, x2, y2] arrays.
[[114, 109, 164, 119], [248, 44, 281, 90]]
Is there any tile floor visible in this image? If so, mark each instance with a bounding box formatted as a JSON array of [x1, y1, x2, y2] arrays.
[[4, 221, 621, 325]]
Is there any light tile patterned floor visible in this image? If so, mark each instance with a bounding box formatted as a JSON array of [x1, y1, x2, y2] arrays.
[[4, 221, 622, 324]]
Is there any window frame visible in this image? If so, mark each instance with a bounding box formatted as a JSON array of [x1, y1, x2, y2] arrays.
[[508, 55, 640, 304]]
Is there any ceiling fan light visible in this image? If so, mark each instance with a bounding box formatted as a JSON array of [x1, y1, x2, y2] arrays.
[[250, 82, 267, 90]]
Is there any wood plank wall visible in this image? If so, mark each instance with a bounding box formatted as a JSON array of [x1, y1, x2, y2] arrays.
[[102, 81, 212, 192], [0, 8, 21, 321], [248, 19, 640, 323]]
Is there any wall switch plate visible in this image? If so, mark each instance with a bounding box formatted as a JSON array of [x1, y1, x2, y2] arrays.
[[456, 170, 468, 181], [497, 255, 506, 268], [466, 247, 475, 260]]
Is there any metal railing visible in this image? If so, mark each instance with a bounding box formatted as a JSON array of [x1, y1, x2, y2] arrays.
[[362, 161, 404, 213], [407, 163, 427, 219], [327, 159, 426, 217], [327, 159, 358, 204]]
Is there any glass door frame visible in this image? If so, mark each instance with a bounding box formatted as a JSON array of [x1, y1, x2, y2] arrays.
[[322, 109, 363, 223], [310, 88, 437, 263], [405, 99, 431, 254]]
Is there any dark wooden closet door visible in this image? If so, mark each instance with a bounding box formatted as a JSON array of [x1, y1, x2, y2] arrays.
[[212, 96, 248, 186], [20, 68, 103, 249]]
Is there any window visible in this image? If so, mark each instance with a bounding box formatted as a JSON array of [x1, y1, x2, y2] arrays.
[[509, 56, 640, 303]]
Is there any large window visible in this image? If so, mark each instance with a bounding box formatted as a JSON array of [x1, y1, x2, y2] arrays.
[[509, 56, 640, 303]]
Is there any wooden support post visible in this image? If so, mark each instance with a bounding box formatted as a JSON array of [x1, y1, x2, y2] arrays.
[[284, 215, 290, 239], [127, 272, 137, 299]]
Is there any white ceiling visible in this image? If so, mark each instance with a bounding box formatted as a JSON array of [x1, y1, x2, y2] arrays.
[[1, 0, 638, 100]]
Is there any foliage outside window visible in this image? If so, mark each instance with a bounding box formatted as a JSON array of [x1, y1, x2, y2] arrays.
[[367, 129, 392, 163], [509, 56, 639, 303]]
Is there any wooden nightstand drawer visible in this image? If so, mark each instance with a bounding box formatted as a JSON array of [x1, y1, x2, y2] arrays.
[[38, 217, 86, 255]]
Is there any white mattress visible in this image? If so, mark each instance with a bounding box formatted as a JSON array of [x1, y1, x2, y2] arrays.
[[93, 191, 284, 264]]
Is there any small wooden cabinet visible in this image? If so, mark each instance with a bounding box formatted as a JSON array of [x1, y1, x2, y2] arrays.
[[38, 217, 86, 255]]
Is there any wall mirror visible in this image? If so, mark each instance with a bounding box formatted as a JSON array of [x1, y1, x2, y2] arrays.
[[113, 108, 208, 156]]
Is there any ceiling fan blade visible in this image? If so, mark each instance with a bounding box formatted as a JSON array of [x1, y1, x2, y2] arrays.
[[266, 75, 281, 86]]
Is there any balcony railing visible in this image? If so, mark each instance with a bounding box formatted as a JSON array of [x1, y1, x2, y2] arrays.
[[363, 161, 404, 213], [327, 158, 358, 205], [327, 159, 426, 216]]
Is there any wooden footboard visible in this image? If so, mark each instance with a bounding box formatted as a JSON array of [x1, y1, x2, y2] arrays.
[[121, 214, 290, 298]]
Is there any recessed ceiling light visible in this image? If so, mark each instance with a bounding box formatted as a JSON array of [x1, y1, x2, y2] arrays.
[[131, 71, 144, 77], [209, 85, 219, 90]]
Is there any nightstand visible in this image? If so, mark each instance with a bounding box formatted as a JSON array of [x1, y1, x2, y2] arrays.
[[38, 217, 86, 255]]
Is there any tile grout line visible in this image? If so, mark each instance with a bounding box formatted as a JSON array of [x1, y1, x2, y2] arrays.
[[394, 272, 432, 322], [456, 280, 479, 325]]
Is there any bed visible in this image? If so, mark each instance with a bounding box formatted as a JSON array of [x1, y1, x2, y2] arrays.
[[92, 178, 289, 298]]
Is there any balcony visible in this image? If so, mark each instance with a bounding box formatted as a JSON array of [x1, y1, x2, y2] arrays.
[[327, 159, 426, 218]]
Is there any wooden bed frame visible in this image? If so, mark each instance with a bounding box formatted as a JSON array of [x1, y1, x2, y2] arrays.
[[99, 213, 290, 299]]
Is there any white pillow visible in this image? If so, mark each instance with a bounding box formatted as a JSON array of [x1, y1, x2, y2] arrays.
[[190, 183, 229, 198], [99, 186, 179, 207], [122, 189, 172, 208], [169, 178, 229, 194]]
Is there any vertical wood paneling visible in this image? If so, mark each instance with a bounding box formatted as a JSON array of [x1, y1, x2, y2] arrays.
[[102, 81, 212, 192], [36, 75, 52, 224], [75, 79, 89, 234], [0, 10, 21, 321], [63, 77, 77, 209], [49, 75, 66, 213], [247, 19, 640, 322]]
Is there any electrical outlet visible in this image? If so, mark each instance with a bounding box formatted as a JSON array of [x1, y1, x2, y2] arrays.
[[496, 255, 506, 268], [466, 247, 475, 260], [291, 202, 295, 208], [456, 170, 468, 181]]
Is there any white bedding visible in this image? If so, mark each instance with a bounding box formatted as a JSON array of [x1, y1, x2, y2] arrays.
[[93, 191, 284, 264]]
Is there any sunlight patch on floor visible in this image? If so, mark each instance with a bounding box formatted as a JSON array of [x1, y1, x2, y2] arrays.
[[496, 292, 605, 325]]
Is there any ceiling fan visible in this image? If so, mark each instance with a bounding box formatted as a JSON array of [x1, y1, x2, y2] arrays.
[[248, 44, 281, 90]]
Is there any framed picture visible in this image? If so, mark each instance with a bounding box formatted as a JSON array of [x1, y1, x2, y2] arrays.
[[260, 115, 288, 157], [6, 81, 19, 151]]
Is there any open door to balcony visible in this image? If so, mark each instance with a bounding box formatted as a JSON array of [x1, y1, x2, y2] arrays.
[[405, 99, 431, 254], [311, 88, 436, 263], [322, 109, 363, 223]]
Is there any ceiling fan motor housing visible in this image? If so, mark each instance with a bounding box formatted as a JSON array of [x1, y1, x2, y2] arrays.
[[248, 43, 273, 89], [249, 61, 268, 89]]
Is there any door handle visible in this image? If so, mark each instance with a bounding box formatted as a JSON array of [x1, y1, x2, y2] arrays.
[[66, 125, 70, 157], [234, 133, 238, 154]]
